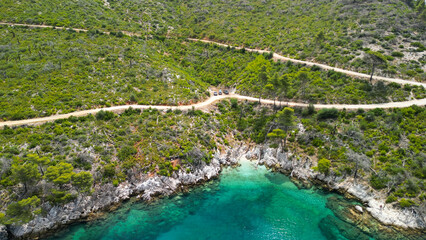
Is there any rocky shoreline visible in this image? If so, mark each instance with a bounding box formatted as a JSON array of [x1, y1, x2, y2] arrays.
[[0, 146, 243, 240], [1, 144, 424, 239], [243, 145, 426, 239]]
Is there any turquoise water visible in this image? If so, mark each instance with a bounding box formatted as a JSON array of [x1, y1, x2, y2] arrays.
[[48, 159, 364, 240]]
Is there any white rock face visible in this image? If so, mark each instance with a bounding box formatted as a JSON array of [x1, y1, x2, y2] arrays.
[[340, 181, 426, 229], [245, 146, 426, 230], [0, 225, 8, 240], [355, 205, 364, 213], [8, 147, 244, 238]]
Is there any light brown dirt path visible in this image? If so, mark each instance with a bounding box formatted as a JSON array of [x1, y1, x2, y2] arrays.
[[1, 93, 425, 127], [1, 22, 423, 86], [0, 22, 425, 127], [188, 39, 426, 87], [0, 22, 141, 36]]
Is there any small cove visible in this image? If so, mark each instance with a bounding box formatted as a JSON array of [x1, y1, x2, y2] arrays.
[[47, 159, 385, 240]]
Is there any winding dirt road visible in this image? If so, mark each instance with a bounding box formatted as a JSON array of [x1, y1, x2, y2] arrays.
[[188, 39, 425, 87], [1, 93, 425, 127], [0, 22, 425, 127], [0, 22, 141, 36], [1, 22, 423, 86]]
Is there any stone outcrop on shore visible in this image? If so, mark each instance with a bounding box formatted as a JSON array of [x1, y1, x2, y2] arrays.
[[0, 225, 7, 240], [5, 147, 242, 239], [3, 144, 424, 239], [244, 146, 426, 231]]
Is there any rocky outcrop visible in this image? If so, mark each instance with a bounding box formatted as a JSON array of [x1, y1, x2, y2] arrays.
[[325, 196, 425, 240], [6, 144, 424, 239], [7, 146, 245, 239], [0, 225, 7, 240], [245, 146, 426, 230], [338, 181, 424, 229]]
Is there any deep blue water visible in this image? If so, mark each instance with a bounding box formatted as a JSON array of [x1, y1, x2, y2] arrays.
[[47, 159, 367, 240]]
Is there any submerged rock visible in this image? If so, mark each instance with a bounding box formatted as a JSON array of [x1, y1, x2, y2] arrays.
[[245, 145, 426, 232], [325, 196, 426, 240], [319, 215, 370, 240]]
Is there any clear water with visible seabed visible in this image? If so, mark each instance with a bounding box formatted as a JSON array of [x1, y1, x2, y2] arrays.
[[48, 159, 371, 240]]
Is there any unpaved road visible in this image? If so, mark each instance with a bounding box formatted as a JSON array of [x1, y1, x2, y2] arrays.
[[1, 93, 425, 127], [188, 39, 426, 87], [1, 22, 423, 86], [0, 22, 141, 36], [0, 22, 425, 127]]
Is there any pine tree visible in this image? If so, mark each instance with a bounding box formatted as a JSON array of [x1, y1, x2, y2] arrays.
[[11, 161, 41, 193], [276, 107, 296, 151], [72, 171, 94, 193]]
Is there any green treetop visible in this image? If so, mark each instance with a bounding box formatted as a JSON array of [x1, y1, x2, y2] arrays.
[[26, 154, 50, 176], [3, 196, 41, 225], [275, 107, 296, 150], [11, 160, 41, 193], [45, 162, 75, 186], [317, 158, 331, 175], [72, 171, 94, 193]]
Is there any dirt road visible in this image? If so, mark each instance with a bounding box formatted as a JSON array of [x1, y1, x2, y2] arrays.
[[1, 93, 425, 127], [0, 22, 425, 127], [1, 22, 423, 86], [188, 39, 426, 87]]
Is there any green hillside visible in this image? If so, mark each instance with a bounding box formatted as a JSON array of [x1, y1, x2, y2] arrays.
[[1, 0, 425, 80], [0, 26, 209, 120]]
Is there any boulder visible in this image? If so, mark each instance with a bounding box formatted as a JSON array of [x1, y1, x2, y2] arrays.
[[355, 205, 364, 213], [0, 225, 7, 240]]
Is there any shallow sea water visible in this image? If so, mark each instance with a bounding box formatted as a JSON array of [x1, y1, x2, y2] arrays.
[[48, 159, 369, 240]]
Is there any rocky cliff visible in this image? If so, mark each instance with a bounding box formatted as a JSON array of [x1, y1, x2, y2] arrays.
[[4, 146, 243, 239], [3, 144, 424, 239], [244, 146, 426, 233]]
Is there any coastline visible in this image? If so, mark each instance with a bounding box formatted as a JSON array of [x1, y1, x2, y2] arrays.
[[244, 146, 426, 235], [1, 144, 424, 239], [1, 147, 242, 239]]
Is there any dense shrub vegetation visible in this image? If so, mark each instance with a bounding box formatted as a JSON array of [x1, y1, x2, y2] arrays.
[[0, 0, 425, 228], [0, 105, 257, 223], [166, 40, 425, 103], [2, 26, 423, 121], [1, 102, 424, 224], [1, 0, 425, 80], [0, 26, 209, 120]]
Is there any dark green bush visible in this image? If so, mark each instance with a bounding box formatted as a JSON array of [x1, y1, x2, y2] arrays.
[[118, 146, 137, 161], [317, 108, 339, 120], [370, 174, 389, 189], [386, 194, 397, 203], [96, 110, 116, 121], [391, 51, 404, 57]]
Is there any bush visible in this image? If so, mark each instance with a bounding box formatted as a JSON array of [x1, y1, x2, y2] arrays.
[[230, 98, 238, 109], [96, 110, 116, 121], [386, 194, 397, 203], [122, 107, 141, 116], [317, 108, 339, 120], [410, 42, 425, 51], [3, 196, 41, 224], [391, 52, 404, 57], [118, 146, 137, 161], [112, 179, 119, 187], [399, 198, 415, 208], [317, 158, 331, 175], [370, 174, 389, 189], [103, 164, 116, 179], [48, 190, 76, 204]]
